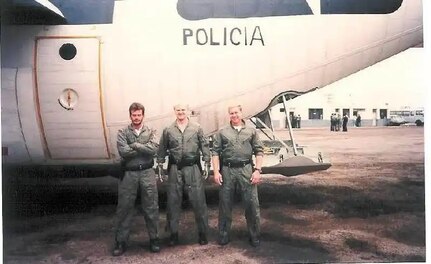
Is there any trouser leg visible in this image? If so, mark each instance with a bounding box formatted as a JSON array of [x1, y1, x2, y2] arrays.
[[115, 171, 138, 243], [238, 165, 260, 240], [218, 167, 235, 237], [167, 165, 183, 234], [139, 169, 159, 240], [184, 165, 208, 235]]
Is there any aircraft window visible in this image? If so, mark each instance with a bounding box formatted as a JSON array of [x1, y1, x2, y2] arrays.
[[177, 0, 403, 20], [59, 43, 77, 60], [321, 0, 403, 14], [177, 0, 313, 20]]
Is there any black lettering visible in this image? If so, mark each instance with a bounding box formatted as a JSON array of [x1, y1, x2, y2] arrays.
[[183, 28, 193, 45], [181, 26, 264, 46], [230, 27, 241, 46], [210, 28, 220, 45], [196, 28, 208, 45], [244, 27, 247, 46], [250, 26, 264, 46], [223, 27, 227, 45]]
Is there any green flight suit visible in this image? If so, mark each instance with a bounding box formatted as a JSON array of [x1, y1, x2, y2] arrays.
[[212, 122, 264, 241], [157, 121, 210, 236], [115, 124, 159, 243]]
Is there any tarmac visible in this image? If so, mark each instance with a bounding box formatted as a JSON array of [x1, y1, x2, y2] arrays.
[[2, 126, 425, 263]]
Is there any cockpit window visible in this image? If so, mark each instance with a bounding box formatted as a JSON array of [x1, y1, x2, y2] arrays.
[[321, 0, 403, 14], [177, 0, 313, 20], [2, 0, 115, 25], [177, 0, 403, 20]]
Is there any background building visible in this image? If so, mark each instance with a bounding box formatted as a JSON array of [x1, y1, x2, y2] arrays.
[[269, 48, 425, 129]]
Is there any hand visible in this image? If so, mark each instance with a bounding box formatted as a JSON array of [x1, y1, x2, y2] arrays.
[[130, 142, 139, 150], [137, 138, 149, 144], [250, 170, 261, 185], [214, 171, 223, 186], [202, 162, 211, 180], [157, 163, 165, 182]]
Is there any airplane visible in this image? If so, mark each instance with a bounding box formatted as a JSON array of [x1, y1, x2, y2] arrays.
[[1, 0, 423, 178]]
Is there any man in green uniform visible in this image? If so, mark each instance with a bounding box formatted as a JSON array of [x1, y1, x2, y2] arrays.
[[113, 102, 160, 256], [212, 104, 264, 247], [157, 104, 211, 246]]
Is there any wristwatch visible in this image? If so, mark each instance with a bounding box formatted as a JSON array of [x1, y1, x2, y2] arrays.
[[253, 167, 262, 173]]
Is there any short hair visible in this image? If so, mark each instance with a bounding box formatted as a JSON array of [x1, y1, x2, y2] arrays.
[[227, 104, 242, 113], [129, 102, 145, 115], [173, 104, 189, 110]]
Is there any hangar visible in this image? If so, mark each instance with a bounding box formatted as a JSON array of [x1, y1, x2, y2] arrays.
[[269, 47, 425, 128]]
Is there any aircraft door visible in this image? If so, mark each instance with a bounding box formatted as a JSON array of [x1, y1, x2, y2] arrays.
[[35, 37, 109, 159]]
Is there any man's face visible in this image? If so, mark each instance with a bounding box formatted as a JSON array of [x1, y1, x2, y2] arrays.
[[130, 109, 144, 126], [174, 105, 188, 121], [229, 106, 243, 125]]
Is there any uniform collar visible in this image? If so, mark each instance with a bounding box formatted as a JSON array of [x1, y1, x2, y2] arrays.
[[172, 118, 191, 130], [128, 123, 146, 132], [230, 120, 246, 129]]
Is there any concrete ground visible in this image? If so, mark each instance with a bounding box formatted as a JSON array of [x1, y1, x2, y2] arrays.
[[2, 126, 425, 263]]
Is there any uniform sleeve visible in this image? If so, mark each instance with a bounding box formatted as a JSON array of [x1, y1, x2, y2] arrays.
[[133, 129, 159, 156], [198, 126, 211, 162], [157, 128, 168, 163], [252, 129, 264, 156], [117, 128, 138, 159], [211, 131, 222, 157]]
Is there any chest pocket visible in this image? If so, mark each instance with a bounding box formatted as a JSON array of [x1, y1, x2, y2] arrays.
[[220, 133, 234, 148], [126, 130, 151, 144], [184, 130, 198, 143], [168, 132, 182, 148], [239, 133, 253, 144]]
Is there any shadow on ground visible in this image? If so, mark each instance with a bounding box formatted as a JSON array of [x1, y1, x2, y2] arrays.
[[2, 161, 425, 262]]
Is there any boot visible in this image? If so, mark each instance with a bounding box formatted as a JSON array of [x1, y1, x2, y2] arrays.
[[218, 232, 229, 246], [198, 232, 208, 245], [249, 236, 260, 247], [149, 238, 160, 253], [169, 233, 179, 246], [112, 241, 126, 256]]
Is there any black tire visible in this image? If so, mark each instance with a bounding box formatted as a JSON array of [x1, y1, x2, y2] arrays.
[[415, 120, 424, 126]]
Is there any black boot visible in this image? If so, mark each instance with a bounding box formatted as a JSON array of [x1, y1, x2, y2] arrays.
[[198, 232, 208, 245], [149, 238, 160, 253], [249, 237, 260, 247], [218, 233, 229, 246], [112, 241, 126, 256], [169, 233, 179, 246]]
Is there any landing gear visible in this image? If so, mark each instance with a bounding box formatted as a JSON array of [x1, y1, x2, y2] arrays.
[[248, 93, 331, 177]]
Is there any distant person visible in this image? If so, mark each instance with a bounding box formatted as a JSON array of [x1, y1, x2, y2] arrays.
[[355, 114, 362, 127], [157, 104, 211, 246], [336, 114, 341, 131], [297, 114, 301, 128], [342, 115, 349, 132], [212, 103, 264, 247], [292, 114, 297, 128], [113, 102, 160, 256], [330, 113, 336, 131]]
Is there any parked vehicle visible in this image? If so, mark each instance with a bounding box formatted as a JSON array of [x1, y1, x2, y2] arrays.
[[388, 109, 424, 126]]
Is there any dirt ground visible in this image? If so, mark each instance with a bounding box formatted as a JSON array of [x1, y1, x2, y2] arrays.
[[2, 126, 425, 263]]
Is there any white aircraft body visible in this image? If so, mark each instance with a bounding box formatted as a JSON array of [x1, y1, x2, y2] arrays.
[[1, 0, 423, 177]]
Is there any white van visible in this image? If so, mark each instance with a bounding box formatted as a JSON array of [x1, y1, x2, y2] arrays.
[[388, 109, 424, 126]]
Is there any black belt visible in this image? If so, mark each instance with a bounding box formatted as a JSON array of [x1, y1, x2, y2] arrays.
[[170, 159, 198, 169], [223, 160, 251, 168], [125, 163, 154, 171]]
